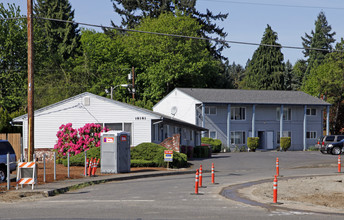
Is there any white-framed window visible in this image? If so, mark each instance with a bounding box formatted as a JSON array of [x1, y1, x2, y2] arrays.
[[276, 107, 292, 121], [231, 107, 246, 120], [205, 106, 217, 115], [277, 131, 291, 144], [209, 131, 217, 139], [307, 131, 317, 139], [231, 131, 246, 144], [306, 108, 316, 116]]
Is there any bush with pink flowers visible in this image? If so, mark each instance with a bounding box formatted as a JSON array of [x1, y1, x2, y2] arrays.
[[54, 123, 109, 157]]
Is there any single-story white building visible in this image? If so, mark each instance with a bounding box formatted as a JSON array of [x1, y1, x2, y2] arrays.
[[12, 92, 206, 157]]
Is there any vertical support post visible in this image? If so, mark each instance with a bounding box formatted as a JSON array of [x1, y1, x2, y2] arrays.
[[67, 152, 70, 178], [279, 105, 284, 151], [54, 151, 56, 181], [7, 153, 10, 190], [132, 66, 135, 100], [252, 105, 255, 137], [84, 150, 87, 177], [202, 104, 205, 137], [43, 154, 46, 183], [326, 106, 330, 135], [227, 104, 231, 149], [303, 105, 307, 151], [27, 0, 34, 162]]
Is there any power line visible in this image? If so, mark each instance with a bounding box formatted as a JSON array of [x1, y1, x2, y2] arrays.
[[200, 0, 344, 11], [36, 16, 344, 53], [0, 15, 342, 53]]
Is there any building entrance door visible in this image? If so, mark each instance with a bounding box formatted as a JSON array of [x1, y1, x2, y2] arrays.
[[267, 131, 274, 150]]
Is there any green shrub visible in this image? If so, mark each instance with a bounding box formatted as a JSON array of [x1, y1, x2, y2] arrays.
[[307, 145, 319, 151], [193, 146, 209, 158], [201, 137, 222, 153], [131, 142, 187, 168], [131, 159, 155, 167], [247, 137, 259, 151], [61, 147, 100, 167], [280, 137, 291, 151]]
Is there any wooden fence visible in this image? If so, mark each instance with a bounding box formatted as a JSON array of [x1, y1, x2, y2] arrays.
[[0, 133, 21, 160]]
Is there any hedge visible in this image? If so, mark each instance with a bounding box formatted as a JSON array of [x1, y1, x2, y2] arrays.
[[247, 137, 259, 151], [280, 137, 291, 151], [201, 137, 222, 153], [193, 146, 210, 158]]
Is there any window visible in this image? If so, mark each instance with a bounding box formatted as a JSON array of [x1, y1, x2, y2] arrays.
[[307, 131, 317, 139], [276, 107, 291, 121], [306, 108, 316, 116], [209, 131, 217, 139], [325, 136, 335, 142], [205, 106, 217, 115], [231, 107, 246, 120], [277, 131, 291, 144], [231, 131, 246, 144], [105, 123, 122, 131]]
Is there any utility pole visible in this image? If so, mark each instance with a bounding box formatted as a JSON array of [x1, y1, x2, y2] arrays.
[[132, 67, 135, 100], [27, 0, 34, 161]]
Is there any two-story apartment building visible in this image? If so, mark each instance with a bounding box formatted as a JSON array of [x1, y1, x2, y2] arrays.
[[153, 88, 331, 151]]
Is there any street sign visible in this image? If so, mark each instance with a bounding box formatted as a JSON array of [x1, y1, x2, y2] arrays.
[[164, 150, 173, 162]]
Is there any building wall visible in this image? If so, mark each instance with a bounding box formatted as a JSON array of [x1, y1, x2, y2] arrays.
[[153, 89, 199, 124], [200, 104, 324, 150], [19, 94, 156, 149]]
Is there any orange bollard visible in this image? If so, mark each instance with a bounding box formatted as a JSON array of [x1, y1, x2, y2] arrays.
[[276, 157, 279, 176], [273, 175, 278, 203], [211, 163, 215, 184], [338, 155, 341, 173], [92, 158, 100, 176], [88, 157, 93, 176], [199, 165, 203, 187], [195, 169, 199, 194], [84, 158, 89, 176]]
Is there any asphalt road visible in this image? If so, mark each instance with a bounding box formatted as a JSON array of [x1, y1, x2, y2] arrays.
[[1, 151, 343, 220]]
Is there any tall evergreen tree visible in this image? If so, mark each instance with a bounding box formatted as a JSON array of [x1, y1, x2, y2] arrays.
[[284, 60, 292, 90], [291, 59, 306, 90], [222, 61, 244, 89], [109, 0, 228, 60], [34, 0, 80, 67], [301, 11, 335, 76], [241, 25, 285, 90]]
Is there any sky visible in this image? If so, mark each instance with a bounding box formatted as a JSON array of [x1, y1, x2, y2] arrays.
[[3, 0, 344, 66]]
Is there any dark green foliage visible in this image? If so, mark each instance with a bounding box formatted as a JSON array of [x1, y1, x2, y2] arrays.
[[201, 137, 222, 153], [222, 61, 244, 89], [284, 61, 293, 91], [247, 137, 259, 151], [130, 160, 155, 167], [302, 12, 335, 76], [291, 59, 306, 90], [131, 142, 187, 168], [61, 147, 100, 166], [193, 146, 209, 158], [241, 25, 285, 90], [280, 137, 291, 151], [110, 0, 229, 60]]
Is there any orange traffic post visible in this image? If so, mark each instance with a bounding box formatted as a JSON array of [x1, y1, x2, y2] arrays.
[[276, 157, 279, 176], [88, 157, 93, 176], [338, 155, 341, 173], [195, 169, 199, 194], [199, 165, 203, 187], [273, 175, 278, 203], [211, 163, 215, 184], [92, 158, 100, 176]]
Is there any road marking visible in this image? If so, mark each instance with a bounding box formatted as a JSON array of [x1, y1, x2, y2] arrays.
[[48, 200, 155, 203]]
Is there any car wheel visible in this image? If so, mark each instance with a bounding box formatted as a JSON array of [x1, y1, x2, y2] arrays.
[[320, 150, 326, 154], [332, 146, 341, 155], [0, 167, 6, 182]]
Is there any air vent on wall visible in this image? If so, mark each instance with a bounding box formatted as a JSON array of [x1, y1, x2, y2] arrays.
[[83, 96, 90, 106]]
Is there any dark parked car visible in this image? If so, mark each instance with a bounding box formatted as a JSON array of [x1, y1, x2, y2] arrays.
[[325, 139, 344, 155], [0, 140, 17, 182], [318, 135, 344, 154]]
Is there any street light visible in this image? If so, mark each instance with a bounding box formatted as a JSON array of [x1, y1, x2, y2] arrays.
[[105, 84, 130, 100]]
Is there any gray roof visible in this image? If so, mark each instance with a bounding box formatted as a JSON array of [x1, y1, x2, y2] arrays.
[[178, 88, 331, 106]]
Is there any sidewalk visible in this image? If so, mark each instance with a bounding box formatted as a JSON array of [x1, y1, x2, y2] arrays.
[[15, 169, 196, 197]]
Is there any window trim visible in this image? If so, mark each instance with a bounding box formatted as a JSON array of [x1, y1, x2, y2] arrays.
[[209, 131, 217, 139], [306, 108, 317, 116], [205, 106, 217, 115], [276, 107, 292, 121], [306, 131, 317, 139], [230, 131, 246, 145]]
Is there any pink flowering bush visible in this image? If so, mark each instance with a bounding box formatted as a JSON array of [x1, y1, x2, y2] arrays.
[[54, 123, 109, 157]]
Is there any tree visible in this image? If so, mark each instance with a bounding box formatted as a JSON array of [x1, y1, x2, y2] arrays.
[[109, 0, 228, 60], [302, 40, 344, 133], [241, 25, 285, 90], [284, 60, 293, 90], [0, 3, 27, 113], [123, 13, 223, 102], [302, 12, 336, 76], [222, 61, 244, 89], [291, 59, 306, 90]]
